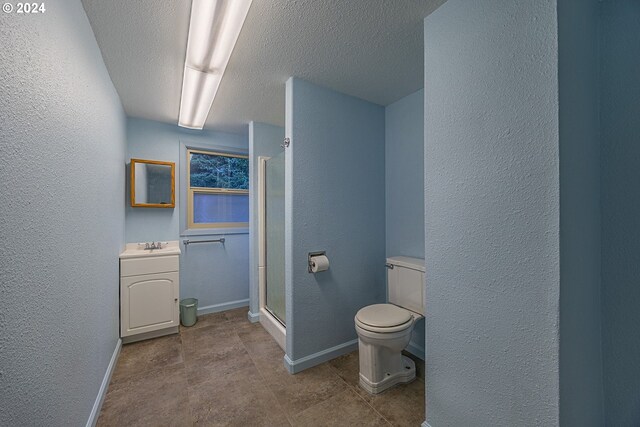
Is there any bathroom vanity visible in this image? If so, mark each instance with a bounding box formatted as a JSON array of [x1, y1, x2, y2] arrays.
[[119, 241, 181, 343]]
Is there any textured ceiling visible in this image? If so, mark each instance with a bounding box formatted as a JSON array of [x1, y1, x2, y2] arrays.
[[82, 0, 445, 134]]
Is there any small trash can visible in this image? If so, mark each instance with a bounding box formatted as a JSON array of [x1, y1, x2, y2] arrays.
[[180, 298, 198, 327]]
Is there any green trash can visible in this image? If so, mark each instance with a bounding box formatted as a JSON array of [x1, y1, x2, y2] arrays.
[[180, 298, 198, 327]]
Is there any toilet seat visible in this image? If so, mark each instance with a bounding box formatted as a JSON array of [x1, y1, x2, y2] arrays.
[[355, 304, 415, 333]]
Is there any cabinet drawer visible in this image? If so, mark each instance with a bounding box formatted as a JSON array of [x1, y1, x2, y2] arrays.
[[121, 255, 179, 277]]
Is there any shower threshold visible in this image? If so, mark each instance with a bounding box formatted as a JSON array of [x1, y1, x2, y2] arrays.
[[260, 307, 286, 351]]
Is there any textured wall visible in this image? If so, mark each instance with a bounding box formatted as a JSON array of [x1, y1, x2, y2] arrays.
[[557, 0, 604, 424], [285, 78, 386, 362], [385, 89, 425, 359], [0, 1, 126, 425], [424, 1, 560, 425], [248, 122, 285, 317], [126, 118, 250, 311], [385, 89, 425, 259], [600, 0, 640, 424]]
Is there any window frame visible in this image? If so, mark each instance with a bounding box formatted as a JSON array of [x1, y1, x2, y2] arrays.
[[185, 147, 249, 231]]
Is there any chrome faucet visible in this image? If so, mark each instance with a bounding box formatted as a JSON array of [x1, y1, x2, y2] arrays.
[[143, 241, 163, 250]]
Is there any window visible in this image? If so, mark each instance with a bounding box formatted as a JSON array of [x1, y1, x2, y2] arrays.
[[187, 148, 249, 229]]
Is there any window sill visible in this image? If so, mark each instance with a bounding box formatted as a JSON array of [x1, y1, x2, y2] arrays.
[[180, 227, 249, 237]]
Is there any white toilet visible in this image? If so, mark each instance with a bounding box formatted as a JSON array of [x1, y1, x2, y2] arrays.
[[355, 256, 425, 394]]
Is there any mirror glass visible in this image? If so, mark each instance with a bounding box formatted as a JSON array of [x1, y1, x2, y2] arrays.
[[131, 159, 175, 208]]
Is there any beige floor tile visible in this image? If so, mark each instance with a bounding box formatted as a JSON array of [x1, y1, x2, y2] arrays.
[[184, 346, 255, 387], [181, 325, 244, 362], [107, 364, 185, 395], [223, 307, 250, 323], [238, 326, 288, 376], [264, 363, 350, 417], [98, 309, 424, 427], [187, 365, 290, 426], [245, 343, 289, 379], [236, 322, 275, 344], [98, 365, 191, 427], [327, 350, 377, 402], [291, 389, 390, 427], [241, 332, 282, 356], [370, 378, 426, 427], [180, 312, 230, 335], [327, 350, 360, 388], [111, 334, 183, 383]]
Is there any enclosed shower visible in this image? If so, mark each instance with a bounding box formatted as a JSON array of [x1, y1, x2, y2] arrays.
[[258, 151, 286, 349]]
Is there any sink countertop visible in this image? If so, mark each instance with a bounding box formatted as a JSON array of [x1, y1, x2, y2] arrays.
[[119, 240, 181, 259]]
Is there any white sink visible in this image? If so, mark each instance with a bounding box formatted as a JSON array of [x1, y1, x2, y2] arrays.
[[119, 240, 181, 259]]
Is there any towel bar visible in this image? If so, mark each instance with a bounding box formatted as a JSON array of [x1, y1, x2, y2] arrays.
[[182, 238, 225, 245]]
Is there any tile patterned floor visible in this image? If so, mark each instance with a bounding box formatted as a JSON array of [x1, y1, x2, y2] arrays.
[[97, 308, 425, 426]]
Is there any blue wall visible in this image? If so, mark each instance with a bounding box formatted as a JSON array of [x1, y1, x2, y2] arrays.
[[385, 89, 425, 359], [424, 1, 560, 425], [284, 78, 386, 369], [385, 89, 425, 259], [558, 0, 604, 424], [126, 118, 246, 241], [0, 1, 126, 425], [248, 122, 285, 319], [126, 118, 250, 313], [600, 0, 640, 424]]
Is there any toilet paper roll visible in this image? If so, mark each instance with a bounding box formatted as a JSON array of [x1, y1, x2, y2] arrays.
[[310, 255, 330, 273]]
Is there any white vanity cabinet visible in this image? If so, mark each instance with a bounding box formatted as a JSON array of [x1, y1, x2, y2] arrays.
[[119, 242, 181, 343]]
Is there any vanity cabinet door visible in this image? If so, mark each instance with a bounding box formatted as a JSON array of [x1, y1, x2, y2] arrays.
[[120, 271, 179, 337]]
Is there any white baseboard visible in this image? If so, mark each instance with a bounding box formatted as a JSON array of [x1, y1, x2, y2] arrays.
[[284, 339, 358, 374], [406, 340, 425, 361], [197, 298, 249, 315], [421, 422, 431, 427], [86, 338, 121, 427], [247, 310, 260, 323]]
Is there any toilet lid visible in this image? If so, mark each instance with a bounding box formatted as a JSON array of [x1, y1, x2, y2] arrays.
[[356, 304, 412, 328]]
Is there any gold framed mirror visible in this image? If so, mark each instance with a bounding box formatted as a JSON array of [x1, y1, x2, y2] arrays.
[[130, 158, 175, 208]]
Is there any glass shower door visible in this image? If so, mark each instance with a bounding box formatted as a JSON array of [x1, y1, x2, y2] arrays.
[[265, 151, 285, 325]]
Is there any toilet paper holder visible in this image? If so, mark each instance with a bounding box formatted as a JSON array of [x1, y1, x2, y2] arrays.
[[308, 251, 326, 273]]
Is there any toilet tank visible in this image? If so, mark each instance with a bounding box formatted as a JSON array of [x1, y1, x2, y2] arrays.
[[387, 256, 425, 315]]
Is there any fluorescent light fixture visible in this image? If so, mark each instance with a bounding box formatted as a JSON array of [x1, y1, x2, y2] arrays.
[[178, 0, 253, 129], [179, 67, 221, 130]]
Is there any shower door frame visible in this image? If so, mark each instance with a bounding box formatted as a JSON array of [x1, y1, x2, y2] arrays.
[[258, 156, 286, 351]]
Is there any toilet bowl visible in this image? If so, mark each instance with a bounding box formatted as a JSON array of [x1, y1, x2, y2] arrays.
[[355, 257, 425, 394], [355, 303, 422, 394]]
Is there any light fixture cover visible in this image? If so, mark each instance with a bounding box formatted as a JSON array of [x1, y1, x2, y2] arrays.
[[178, 0, 253, 129], [178, 67, 221, 129]]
